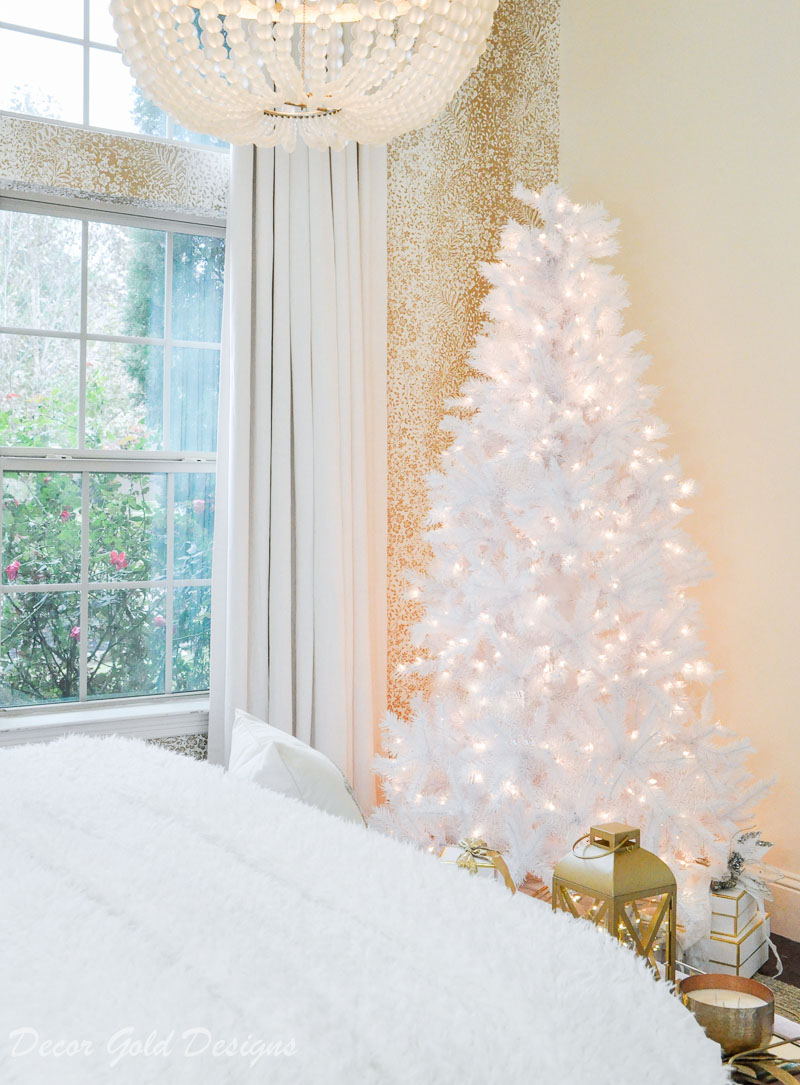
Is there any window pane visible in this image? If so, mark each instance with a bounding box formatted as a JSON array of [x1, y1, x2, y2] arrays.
[[174, 473, 215, 580], [86, 341, 163, 450], [0, 0, 84, 37], [87, 222, 166, 338], [0, 333, 79, 448], [87, 587, 166, 698], [0, 29, 83, 122], [170, 347, 219, 452], [171, 233, 225, 343], [89, 473, 167, 582], [3, 472, 82, 585], [1, 591, 81, 706], [171, 120, 228, 151], [89, 0, 117, 45], [0, 210, 82, 332], [173, 586, 210, 692], [89, 47, 167, 136]]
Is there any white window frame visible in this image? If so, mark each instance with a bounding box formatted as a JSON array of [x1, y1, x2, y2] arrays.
[[0, 6, 228, 150], [0, 190, 225, 743]]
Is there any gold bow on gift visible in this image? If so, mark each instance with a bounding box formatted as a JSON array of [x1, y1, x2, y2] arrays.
[[456, 838, 516, 894]]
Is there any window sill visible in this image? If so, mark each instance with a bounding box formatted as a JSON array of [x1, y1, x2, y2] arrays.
[[0, 695, 209, 747]]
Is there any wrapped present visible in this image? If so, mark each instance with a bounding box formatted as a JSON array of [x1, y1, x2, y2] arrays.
[[684, 890, 773, 979], [706, 911, 770, 978], [440, 838, 516, 893], [710, 885, 758, 938], [702, 829, 784, 979]]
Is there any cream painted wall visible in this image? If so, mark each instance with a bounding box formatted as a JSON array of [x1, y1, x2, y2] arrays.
[[560, 1, 800, 936]]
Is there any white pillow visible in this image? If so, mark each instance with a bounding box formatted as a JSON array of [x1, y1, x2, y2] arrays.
[[227, 709, 365, 826]]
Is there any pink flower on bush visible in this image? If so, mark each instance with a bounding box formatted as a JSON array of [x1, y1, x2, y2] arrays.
[[153, 615, 167, 628], [69, 626, 80, 641], [109, 550, 128, 570], [192, 499, 206, 515], [5, 559, 20, 581], [59, 508, 71, 522]]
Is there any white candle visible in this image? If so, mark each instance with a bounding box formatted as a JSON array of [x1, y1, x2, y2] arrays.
[[688, 989, 767, 1010]]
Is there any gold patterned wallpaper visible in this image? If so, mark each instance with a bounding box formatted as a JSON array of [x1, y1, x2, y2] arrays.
[[0, 115, 228, 218], [386, 0, 559, 718]]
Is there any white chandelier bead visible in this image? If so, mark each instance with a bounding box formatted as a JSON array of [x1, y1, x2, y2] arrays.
[[113, 0, 498, 149]]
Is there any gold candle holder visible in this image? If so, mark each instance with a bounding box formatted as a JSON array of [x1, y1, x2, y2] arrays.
[[677, 973, 774, 1056]]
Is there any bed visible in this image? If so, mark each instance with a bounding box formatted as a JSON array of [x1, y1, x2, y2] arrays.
[[0, 735, 727, 1084]]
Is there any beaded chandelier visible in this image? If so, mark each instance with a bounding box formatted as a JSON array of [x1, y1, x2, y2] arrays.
[[111, 0, 498, 151]]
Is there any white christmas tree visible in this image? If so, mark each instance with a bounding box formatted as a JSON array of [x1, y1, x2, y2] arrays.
[[373, 184, 768, 945]]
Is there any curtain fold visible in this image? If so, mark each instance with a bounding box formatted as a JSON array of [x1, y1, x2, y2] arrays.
[[209, 143, 387, 809]]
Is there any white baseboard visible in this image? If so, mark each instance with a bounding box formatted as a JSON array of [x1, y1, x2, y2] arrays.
[[769, 870, 800, 942]]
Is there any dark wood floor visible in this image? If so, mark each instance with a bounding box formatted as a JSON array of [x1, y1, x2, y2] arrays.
[[767, 934, 800, 987]]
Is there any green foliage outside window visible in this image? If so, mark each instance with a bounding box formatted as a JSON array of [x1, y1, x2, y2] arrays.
[[0, 210, 221, 707]]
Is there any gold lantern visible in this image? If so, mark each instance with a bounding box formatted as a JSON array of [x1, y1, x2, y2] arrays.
[[552, 823, 677, 982]]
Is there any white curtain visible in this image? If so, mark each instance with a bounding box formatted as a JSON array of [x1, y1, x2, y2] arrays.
[[209, 142, 387, 809]]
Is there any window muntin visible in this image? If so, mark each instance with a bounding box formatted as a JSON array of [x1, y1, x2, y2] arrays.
[[0, 6, 225, 147], [0, 199, 223, 710]]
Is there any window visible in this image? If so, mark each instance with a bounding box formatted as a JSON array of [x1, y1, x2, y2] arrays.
[[0, 196, 224, 710], [0, 0, 224, 146]]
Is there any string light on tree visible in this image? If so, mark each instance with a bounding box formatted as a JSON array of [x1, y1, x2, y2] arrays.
[[372, 184, 768, 947]]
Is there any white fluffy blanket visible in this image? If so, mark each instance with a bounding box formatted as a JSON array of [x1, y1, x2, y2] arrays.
[[0, 737, 727, 1084]]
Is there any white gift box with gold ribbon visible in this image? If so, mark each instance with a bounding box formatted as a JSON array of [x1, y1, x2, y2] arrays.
[[439, 839, 516, 893], [707, 910, 770, 978], [441, 844, 498, 879], [710, 886, 758, 938], [684, 887, 771, 979]]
